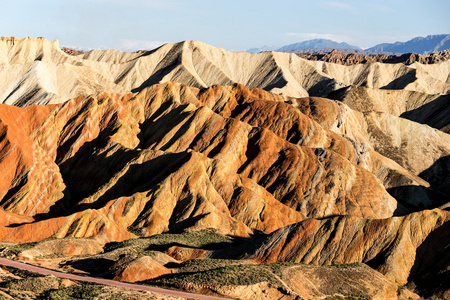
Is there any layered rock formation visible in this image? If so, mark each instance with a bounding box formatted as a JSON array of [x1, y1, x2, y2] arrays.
[[0, 37, 449, 299], [329, 85, 450, 134], [240, 209, 448, 286], [1, 37, 450, 106], [1, 82, 447, 246]]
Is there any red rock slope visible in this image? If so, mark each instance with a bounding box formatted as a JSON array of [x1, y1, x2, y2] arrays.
[[0, 82, 447, 245]]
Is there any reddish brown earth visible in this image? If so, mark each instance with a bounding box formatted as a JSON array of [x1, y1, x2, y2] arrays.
[[0, 82, 448, 299], [61, 47, 87, 56], [0, 82, 439, 244], [240, 209, 449, 286], [111, 256, 173, 282]]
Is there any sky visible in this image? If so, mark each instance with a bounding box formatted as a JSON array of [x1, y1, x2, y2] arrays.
[[1, 0, 449, 51]]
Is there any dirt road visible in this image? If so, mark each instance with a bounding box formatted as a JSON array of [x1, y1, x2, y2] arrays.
[[0, 258, 232, 300]]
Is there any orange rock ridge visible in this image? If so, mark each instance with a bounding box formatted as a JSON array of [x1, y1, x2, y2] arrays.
[[0, 82, 447, 245]]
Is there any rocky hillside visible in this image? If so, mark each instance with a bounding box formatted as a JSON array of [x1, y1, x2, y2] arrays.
[[0, 37, 449, 299], [299, 49, 450, 65], [0, 82, 448, 298], [2, 37, 450, 106]]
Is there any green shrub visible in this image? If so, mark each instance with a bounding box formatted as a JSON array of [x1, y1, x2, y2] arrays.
[[42, 284, 102, 300]]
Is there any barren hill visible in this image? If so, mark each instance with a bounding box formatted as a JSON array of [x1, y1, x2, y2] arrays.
[[0, 81, 447, 238], [0, 37, 449, 299], [2, 37, 450, 108], [0, 82, 448, 297]]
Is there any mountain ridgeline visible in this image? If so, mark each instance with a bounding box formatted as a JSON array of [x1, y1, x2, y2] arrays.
[[248, 34, 450, 55], [365, 34, 450, 55], [0, 37, 449, 299]]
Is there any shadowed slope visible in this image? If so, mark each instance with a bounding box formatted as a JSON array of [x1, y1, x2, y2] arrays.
[[2, 37, 450, 108], [238, 209, 449, 286], [2, 82, 446, 244]]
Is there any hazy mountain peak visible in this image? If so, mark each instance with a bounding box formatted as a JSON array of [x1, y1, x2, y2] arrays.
[[278, 38, 362, 51], [366, 34, 450, 54], [246, 45, 278, 53]]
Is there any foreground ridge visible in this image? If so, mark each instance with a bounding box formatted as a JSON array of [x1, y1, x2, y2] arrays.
[[0, 258, 230, 300]]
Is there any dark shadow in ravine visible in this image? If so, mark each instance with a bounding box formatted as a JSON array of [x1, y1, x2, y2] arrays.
[[381, 69, 416, 90], [36, 149, 193, 221], [259, 69, 288, 91], [61, 258, 116, 277], [32, 100, 197, 221], [388, 155, 450, 216], [400, 94, 450, 134], [131, 43, 184, 93], [136, 103, 194, 150], [407, 220, 450, 298], [388, 185, 434, 216], [419, 155, 450, 196], [307, 77, 340, 97]]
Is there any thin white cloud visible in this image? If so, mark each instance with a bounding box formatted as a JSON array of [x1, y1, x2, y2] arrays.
[[118, 39, 166, 51], [322, 1, 353, 10], [285, 33, 353, 43], [367, 3, 392, 13]]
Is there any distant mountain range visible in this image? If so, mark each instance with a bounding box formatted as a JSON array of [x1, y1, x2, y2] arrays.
[[365, 34, 450, 54], [246, 45, 278, 53], [278, 39, 362, 51], [247, 34, 450, 55], [246, 39, 361, 53]]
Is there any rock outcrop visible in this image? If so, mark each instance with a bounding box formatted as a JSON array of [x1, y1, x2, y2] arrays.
[[299, 49, 450, 65]]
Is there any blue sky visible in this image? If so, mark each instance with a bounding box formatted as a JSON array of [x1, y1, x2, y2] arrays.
[[1, 0, 449, 51]]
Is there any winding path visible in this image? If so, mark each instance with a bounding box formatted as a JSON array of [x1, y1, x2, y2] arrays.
[[0, 258, 231, 300]]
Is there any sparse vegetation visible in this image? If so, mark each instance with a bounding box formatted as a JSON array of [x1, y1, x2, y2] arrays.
[[0, 242, 37, 257], [324, 296, 370, 300], [40, 284, 102, 300], [177, 258, 244, 273], [0, 265, 159, 300], [149, 260, 305, 287], [0, 276, 59, 293], [100, 228, 241, 262], [150, 263, 281, 286], [105, 228, 237, 253]]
